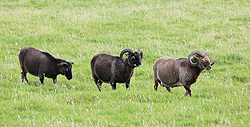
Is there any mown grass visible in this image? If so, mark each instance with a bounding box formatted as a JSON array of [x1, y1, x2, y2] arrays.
[[1, 0, 250, 126]]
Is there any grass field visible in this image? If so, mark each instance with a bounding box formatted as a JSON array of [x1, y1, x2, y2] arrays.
[[1, 0, 250, 126]]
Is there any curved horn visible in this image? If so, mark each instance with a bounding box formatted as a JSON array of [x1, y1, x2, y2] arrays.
[[120, 48, 134, 57], [137, 49, 143, 59], [188, 50, 205, 66], [58, 62, 68, 67], [120, 48, 135, 64]]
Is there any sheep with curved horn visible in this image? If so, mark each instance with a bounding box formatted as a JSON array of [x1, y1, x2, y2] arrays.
[[153, 50, 219, 97], [91, 48, 143, 91]]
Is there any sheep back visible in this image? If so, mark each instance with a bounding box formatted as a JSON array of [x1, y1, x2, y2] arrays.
[[19, 47, 52, 76]]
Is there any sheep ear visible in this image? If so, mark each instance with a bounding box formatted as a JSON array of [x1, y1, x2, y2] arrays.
[[205, 50, 209, 57], [137, 49, 143, 59], [70, 62, 74, 65]]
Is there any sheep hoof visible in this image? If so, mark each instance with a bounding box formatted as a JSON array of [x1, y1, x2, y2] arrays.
[[183, 91, 192, 97], [98, 88, 102, 92], [166, 87, 172, 93], [184, 92, 189, 97]]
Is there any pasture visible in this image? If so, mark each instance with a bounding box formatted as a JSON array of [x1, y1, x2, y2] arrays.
[[0, 0, 250, 126]]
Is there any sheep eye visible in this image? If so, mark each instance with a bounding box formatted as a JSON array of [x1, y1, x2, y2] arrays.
[[201, 59, 205, 63]]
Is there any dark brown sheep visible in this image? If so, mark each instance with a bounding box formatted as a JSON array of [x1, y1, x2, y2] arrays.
[[18, 47, 74, 86], [91, 48, 143, 91], [153, 50, 219, 97]]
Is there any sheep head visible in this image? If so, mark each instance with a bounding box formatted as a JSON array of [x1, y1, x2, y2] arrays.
[[120, 48, 143, 67], [58, 62, 74, 80], [188, 50, 219, 71]]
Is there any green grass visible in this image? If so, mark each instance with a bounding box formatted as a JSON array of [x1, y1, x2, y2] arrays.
[[1, 0, 250, 126]]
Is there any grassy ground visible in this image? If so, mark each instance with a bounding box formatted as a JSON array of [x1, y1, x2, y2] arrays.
[[1, 0, 250, 126]]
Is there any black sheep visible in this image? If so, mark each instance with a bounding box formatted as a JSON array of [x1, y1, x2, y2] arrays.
[[18, 47, 74, 86], [91, 48, 143, 91]]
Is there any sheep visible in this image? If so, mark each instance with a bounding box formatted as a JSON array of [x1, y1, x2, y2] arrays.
[[18, 47, 74, 86], [91, 48, 143, 91], [153, 50, 219, 97]]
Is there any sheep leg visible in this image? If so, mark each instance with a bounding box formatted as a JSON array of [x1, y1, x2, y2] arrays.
[[111, 82, 116, 90], [165, 87, 173, 93], [21, 72, 24, 82], [154, 80, 160, 91], [125, 79, 130, 90], [183, 85, 192, 97], [94, 80, 102, 92], [21, 72, 30, 85], [53, 77, 57, 87], [39, 74, 45, 85]]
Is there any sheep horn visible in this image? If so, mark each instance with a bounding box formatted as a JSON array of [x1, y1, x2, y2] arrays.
[[137, 49, 143, 59], [120, 48, 135, 63], [188, 50, 205, 66], [58, 62, 68, 67], [211, 57, 219, 66]]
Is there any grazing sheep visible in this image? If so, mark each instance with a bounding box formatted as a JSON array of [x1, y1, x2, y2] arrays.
[[153, 50, 219, 97], [91, 48, 143, 91], [18, 47, 74, 86]]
